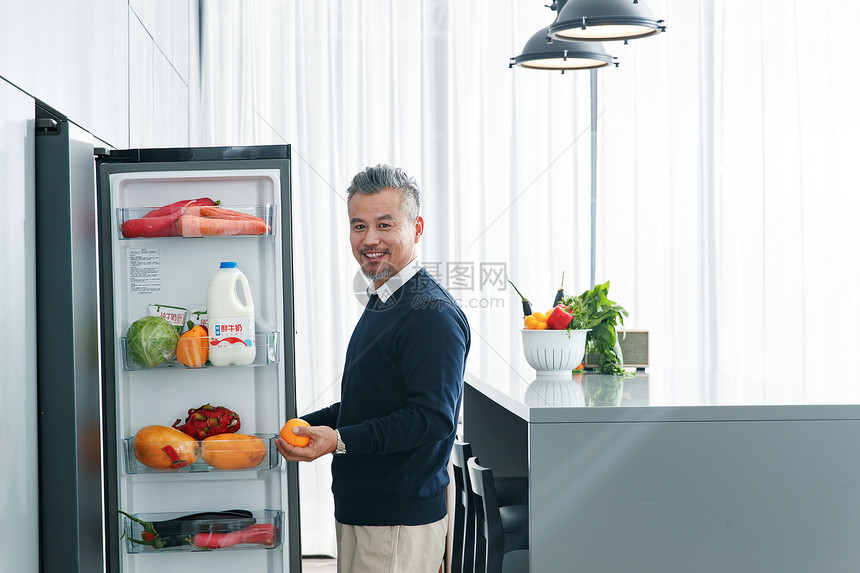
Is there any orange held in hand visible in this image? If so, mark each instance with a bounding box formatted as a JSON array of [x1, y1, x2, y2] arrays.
[[280, 418, 310, 447]]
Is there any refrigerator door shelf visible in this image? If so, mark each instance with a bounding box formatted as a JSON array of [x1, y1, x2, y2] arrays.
[[124, 434, 281, 474], [122, 508, 283, 554], [121, 331, 280, 371], [116, 204, 276, 239]]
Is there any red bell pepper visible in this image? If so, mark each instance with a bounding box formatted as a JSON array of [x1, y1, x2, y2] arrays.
[[546, 305, 574, 330], [161, 445, 192, 469]]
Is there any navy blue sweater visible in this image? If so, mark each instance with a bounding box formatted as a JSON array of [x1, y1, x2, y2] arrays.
[[302, 268, 470, 526]]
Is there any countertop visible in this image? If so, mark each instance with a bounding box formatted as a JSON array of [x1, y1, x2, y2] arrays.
[[462, 324, 860, 573], [464, 327, 860, 424]]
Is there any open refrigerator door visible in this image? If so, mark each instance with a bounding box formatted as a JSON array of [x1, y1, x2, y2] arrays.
[[95, 146, 299, 573]]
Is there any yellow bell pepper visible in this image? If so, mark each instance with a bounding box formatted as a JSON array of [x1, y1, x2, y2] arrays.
[[524, 311, 550, 330]]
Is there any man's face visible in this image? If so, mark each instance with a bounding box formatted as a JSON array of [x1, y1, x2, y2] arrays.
[[349, 187, 424, 288]]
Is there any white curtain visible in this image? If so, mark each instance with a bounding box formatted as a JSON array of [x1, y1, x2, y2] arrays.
[[199, 0, 860, 557]]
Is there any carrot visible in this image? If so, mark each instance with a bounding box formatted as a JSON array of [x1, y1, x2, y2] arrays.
[[143, 198, 219, 218], [183, 205, 236, 218], [197, 206, 262, 220], [178, 215, 269, 237], [183, 205, 266, 225]]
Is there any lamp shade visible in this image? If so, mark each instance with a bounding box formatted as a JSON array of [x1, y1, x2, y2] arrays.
[[511, 27, 615, 71], [548, 0, 666, 42]]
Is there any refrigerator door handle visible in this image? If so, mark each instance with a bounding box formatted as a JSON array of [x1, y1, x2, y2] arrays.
[[35, 118, 58, 132]]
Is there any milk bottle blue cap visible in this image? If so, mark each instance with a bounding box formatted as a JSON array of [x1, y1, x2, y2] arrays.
[[220, 262, 238, 268]]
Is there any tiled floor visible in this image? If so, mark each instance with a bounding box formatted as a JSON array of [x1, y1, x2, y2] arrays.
[[302, 557, 337, 572]]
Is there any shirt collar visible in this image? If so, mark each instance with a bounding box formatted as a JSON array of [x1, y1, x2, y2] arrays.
[[368, 259, 422, 303]]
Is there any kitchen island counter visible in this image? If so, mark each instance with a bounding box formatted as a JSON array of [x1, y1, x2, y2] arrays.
[[463, 352, 860, 572]]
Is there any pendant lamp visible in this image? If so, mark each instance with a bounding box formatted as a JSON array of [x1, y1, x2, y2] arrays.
[[548, 0, 666, 42], [510, 27, 616, 72], [511, 0, 665, 288]]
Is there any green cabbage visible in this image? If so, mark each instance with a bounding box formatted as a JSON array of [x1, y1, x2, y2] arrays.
[[127, 316, 179, 368]]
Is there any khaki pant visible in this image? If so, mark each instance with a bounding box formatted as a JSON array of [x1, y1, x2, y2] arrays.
[[336, 516, 448, 573]]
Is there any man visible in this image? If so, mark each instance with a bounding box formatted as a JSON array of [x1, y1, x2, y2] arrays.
[[277, 164, 470, 573]]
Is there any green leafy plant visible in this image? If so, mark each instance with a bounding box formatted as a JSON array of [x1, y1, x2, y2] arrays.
[[583, 376, 624, 406], [561, 281, 629, 376]]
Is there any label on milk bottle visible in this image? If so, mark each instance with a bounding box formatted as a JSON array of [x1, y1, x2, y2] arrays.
[[210, 316, 255, 350]]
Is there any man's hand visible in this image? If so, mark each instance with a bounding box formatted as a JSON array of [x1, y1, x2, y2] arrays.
[[276, 424, 338, 462]]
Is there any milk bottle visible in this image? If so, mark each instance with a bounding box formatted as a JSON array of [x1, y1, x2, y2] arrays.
[[207, 262, 256, 366]]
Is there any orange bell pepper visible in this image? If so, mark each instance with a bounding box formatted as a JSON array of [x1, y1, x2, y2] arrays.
[[176, 325, 209, 367]]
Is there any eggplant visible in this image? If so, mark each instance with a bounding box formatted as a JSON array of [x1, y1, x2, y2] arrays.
[[552, 272, 566, 307], [120, 509, 256, 548], [506, 278, 533, 317]]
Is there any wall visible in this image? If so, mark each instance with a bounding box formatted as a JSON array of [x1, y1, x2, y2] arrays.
[[0, 74, 39, 573], [0, 1, 198, 571], [0, 0, 197, 148], [127, 0, 197, 147]]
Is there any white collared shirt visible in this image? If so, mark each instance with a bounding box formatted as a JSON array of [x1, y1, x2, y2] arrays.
[[368, 259, 422, 304]]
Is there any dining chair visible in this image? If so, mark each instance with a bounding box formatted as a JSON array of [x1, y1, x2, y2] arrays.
[[451, 441, 476, 573], [467, 457, 529, 573], [451, 441, 528, 573]]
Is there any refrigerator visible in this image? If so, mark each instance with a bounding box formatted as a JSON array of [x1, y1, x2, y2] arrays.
[[35, 107, 301, 573]]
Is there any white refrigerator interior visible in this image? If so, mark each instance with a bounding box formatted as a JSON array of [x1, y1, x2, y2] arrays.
[[106, 165, 293, 572]]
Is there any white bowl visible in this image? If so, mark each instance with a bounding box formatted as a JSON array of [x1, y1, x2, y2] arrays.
[[521, 328, 590, 380], [524, 378, 586, 408]]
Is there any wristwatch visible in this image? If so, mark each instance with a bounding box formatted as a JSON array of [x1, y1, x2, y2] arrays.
[[334, 429, 347, 455]]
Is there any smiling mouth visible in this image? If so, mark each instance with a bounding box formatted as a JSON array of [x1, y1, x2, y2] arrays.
[[362, 250, 388, 260]]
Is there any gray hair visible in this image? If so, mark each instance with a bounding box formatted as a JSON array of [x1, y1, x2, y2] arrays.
[[346, 164, 420, 222]]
